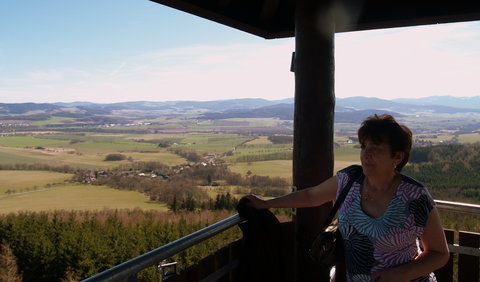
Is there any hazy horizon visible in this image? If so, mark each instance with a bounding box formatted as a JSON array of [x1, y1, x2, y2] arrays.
[[0, 94, 478, 106]]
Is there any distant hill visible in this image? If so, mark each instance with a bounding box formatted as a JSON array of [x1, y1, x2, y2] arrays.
[[54, 98, 288, 112], [336, 96, 480, 114], [0, 96, 478, 121], [199, 103, 404, 122], [0, 103, 61, 114], [392, 96, 480, 110]]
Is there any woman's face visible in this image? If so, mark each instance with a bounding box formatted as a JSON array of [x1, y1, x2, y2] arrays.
[[360, 139, 401, 176]]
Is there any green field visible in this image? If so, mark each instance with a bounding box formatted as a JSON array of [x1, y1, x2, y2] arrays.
[[229, 159, 358, 179], [0, 136, 70, 147], [124, 151, 187, 166], [457, 133, 480, 143], [245, 136, 273, 145], [0, 133, 190, 169], [0, 170, 72, 194], [228, 143, 360, 178], [0, 183, 167, 214], [172, 133, 252, 154], [229, 160, 293, 178]]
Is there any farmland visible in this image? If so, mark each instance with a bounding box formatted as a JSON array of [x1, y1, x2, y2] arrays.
[[0, 183, 167, 213], [0, 101, 478, 213], [0, 99, 479, 281]]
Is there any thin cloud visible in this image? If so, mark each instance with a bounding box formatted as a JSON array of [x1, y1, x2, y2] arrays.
[[335, 22, 480, 99], [25, 70, 64, 82], [1, 22, 479, 103]]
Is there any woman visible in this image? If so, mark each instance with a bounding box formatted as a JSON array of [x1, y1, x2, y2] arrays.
[[243, 114, 449, 282]]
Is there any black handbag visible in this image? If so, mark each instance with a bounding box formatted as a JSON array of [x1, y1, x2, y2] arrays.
[[309, 174, 357, 268]]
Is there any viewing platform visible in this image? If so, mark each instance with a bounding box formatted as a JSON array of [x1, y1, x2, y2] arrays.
[[84, 199, 480, 282]]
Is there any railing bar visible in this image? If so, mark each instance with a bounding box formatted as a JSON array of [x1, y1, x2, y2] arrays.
[[83, 214, 243, 282], [448, 243, 480, 256], [435, 200, 480, 214], [198, 259, 239, 282]]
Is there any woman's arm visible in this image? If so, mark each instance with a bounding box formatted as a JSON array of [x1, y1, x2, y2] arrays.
[[242, 175, 339, 209], [371, 207, 450, 282]]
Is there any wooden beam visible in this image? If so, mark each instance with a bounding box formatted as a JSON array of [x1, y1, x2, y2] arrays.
[[293, 0, 335, 280]]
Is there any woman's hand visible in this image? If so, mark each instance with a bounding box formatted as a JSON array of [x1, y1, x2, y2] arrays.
[[241, 194, 267, 209]]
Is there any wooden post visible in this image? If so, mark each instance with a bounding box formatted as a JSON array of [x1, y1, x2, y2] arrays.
[[293, 0, 335, 281], [458, 231, 480, 282]]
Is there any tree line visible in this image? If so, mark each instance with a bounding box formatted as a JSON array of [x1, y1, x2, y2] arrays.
[[404, 143, 480, 203], [235, 151, 292, 162], [77, 162, 290, 212]]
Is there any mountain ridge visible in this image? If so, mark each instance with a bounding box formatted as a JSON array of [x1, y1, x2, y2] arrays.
[[0, 96, 478, 121]]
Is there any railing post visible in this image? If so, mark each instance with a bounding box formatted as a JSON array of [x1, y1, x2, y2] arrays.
[[458, 231, 480, 282]]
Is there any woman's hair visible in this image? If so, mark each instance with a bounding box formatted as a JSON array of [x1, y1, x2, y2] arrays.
[[358, 114, 412, 172]]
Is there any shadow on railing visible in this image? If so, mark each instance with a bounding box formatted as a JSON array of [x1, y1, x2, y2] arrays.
[[83, 200, 480, 282]]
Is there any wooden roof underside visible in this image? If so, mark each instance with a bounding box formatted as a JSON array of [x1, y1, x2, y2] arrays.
[[150, 0, 480, 39]]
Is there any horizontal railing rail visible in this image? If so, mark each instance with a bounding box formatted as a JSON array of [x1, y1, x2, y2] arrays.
[[434, 199, 480, 214], [435, 200, 480, 260], [83, 214, 243, 282], [84, 200, 480, 282]]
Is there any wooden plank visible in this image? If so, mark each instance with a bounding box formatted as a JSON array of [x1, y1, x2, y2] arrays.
[[435, 229, 454, 282], [198, 254, 215, 280], [215, 246, 230, 282], [199, 260, 239, 282], [165, 263, 198, 282], [179, 264, 199, 282], [229, 240, 241, 282], [458, 231, 480, 282]]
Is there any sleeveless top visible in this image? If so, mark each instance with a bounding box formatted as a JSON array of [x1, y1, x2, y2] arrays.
[[336, 165, 437, 282]]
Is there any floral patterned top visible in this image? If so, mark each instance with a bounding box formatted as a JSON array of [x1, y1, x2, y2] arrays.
[[336, 165, 436, 282]]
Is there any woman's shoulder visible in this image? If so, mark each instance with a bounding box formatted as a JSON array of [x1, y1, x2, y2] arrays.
[[338, 164, 363, 179], [400, 173, 435, 205], [400, 173, 425, 188], [336, 165, 363, 190]]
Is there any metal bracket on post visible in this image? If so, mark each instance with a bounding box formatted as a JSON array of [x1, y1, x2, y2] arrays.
[[290, 51, 296, 72], [291, 185, 297, 216], [159, 261, 178, 281]]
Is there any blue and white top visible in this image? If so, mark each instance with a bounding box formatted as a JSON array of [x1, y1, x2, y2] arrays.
[[336, 165, 436, 282]]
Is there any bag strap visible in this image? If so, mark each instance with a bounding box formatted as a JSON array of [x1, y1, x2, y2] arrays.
[[322, 168, 360, 228]]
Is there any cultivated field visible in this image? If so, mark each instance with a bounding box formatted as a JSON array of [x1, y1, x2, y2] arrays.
[[0, 170, 72, 194], [0, 183, 167, 214]]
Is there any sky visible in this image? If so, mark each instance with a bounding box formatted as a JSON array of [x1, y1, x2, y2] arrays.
[[1, 1, 480, 104]]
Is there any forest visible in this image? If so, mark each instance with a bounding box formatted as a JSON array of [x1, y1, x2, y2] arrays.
[[405, 143, 480, 203], [0, 210, 241, 281]]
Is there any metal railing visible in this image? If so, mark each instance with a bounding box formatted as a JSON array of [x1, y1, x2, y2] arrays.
[[435, 200, 480, 258], [84, 200, 480, 282], [82, 214, 243, 282], [435, 199, 480, 214]]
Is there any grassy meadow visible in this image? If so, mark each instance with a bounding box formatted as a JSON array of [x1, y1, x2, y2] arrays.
[[0, 133, 188, 169], [0, 183, 167, 213], [0, 170, 72, 194]]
